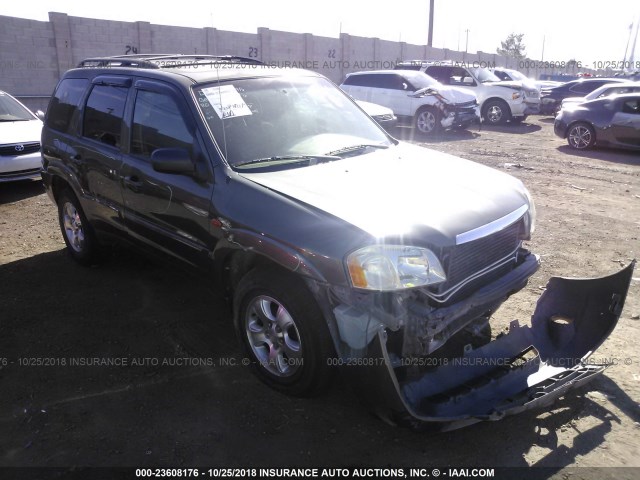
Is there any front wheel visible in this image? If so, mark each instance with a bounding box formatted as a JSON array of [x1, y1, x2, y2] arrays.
[[414, 107, 441, 135], [234, 268, 335, 396], [483, 99, 512, 125], [57, 190, 102, 265], [567, 122, 595, 150]]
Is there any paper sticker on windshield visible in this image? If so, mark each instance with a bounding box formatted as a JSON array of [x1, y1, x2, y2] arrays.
[[201, 85, 253, 119]]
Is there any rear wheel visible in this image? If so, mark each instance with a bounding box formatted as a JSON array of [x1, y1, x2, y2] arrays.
[[567, 122, 595, 150], [483, 99, 512, 125], [57, 190, 102, 265], [414, 107, 441, 135], [234, 268, 335, 396]]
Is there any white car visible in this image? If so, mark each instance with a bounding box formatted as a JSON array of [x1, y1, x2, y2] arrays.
[[560, 82, 640, 109], [341, 70, 479, 135], [0, 90, 43, 182], [396, 61, 541, 124], [355, 100, 397, 131]]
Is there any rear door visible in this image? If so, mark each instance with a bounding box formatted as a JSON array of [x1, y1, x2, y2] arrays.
[[120, 79, 215, 269], [75, 76, 130, 232]]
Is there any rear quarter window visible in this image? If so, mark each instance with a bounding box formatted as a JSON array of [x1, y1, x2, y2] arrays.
[[45, 78, 89, 133], [82, 85, 128, 148]]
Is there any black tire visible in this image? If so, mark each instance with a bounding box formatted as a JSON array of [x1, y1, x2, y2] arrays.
[[57, 189, 102, 266], [567, 122, 595, 150], [482, 99, 512, 125], [414, 106, 441, 135], [233, 268, 335, 396]]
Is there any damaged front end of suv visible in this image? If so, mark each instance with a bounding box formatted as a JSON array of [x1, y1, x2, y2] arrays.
[[408, 86, 480, 131], [186, 68, 632, 431], [325, 256, 634, 431], [237, 141, 634, 431]]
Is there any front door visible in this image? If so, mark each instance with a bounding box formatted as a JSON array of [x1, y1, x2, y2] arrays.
[[120, 80, 215, 269]]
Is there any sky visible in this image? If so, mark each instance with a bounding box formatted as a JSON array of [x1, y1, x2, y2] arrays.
[[2, 0, 639, 67]]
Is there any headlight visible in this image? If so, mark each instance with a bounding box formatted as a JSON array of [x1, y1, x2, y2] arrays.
[[523, 187, 537, 237], [512, 92, 522, 100], [346, 245, 446, 291]]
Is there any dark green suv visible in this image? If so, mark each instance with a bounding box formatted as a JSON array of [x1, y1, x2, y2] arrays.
[[41, 55, 634, 430]]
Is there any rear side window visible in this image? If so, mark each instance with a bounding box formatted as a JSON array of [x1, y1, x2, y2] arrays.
[[131, 90, 194, 158], [46, 78, 89, 133], [343, 74, 374, 87], [343, 74, 404, 89], [622, 99, 640, 114], [82, 85, 128, 147]]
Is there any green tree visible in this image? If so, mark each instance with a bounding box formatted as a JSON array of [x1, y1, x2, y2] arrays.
[[497, 33, 526, 59]]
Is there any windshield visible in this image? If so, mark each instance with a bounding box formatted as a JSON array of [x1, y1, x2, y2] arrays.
[[469, 68, 501, 83], [505, 70, 528, 82], [0, 93, 36, 122], [195, 76, 392, 169]]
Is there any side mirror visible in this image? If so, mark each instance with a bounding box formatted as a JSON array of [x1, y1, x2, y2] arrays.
[[151, 148, 194, 175], [35, 110, 45, 121]]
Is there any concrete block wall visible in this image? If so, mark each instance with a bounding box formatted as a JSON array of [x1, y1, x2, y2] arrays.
[[0, 12, 610, 112], [211, 29, 258, 58], [150, 24, 207, 55], [0, 15, 59, 112]]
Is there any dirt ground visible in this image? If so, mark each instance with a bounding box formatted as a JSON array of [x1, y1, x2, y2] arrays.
[[0, 117, 639, 478]]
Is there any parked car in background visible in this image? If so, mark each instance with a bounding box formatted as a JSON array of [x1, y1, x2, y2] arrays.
[[395, 60, 540, 124], [560, 82, 640, 109], [540, 78, 625, 115], [341, 70, 479, 135], [0, 90, 43, 182], [356, 100, 397, 131], [554, 92, 640, 150]]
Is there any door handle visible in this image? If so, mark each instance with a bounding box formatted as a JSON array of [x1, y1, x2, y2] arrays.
[[123, 175, 144, 192]]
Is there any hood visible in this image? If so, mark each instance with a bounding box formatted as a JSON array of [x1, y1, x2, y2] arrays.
[[240, 142, 529, 242], [0, 119, 42, 144], [485, 80, 524, 91], [413, 86, 476, 105], [436, 85, 477, 104]]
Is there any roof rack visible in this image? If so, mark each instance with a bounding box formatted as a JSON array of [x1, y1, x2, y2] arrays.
[[77, 54, 264, 69]]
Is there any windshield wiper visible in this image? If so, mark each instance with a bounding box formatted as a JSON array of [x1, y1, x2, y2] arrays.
[[234, 154, 341, 168], [325, 144, 389, 156]]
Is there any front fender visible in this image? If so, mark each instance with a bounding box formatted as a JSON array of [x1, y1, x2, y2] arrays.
[[213, 229, 328, 284]]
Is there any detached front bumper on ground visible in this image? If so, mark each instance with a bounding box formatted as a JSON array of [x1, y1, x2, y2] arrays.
[[334, 262, 635, 431]]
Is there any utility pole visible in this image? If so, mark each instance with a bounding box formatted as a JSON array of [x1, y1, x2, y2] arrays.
[[465, 29, 470, 53], [541, 35, 545, 62], [623, 22, 633, 66], [428, 0, 434, 47]]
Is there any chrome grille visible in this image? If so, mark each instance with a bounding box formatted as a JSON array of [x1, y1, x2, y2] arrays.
[[432, 220, 523, 304]]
